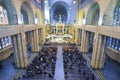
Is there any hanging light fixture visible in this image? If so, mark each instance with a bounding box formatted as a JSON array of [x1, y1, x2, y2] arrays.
[[45, 0, 48, 3], [73, 0, 76, 4]]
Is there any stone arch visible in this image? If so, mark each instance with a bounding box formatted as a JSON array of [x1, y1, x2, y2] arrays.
[[102, 0, 117, 26], [36, 8, 44, 25], [78, 9, 85, 25], [0, 0, 18, 25], [50, 1, 70, 24], [20, 1, 34, 24], [112, 0, 120, 26], [86, 2, 100, 25]]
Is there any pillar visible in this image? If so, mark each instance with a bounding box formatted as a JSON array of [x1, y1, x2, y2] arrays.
[[12, 35, 20, 68], [12, 33, 28, 68], [25, 32, 31, 44], [99, 36, 106, 68], [31, 29, 39, 52], [40, 28, 43, 44], [91, 34, 106, 69], [38, 29, 42, 45], [20, 27, 28, 67], [79, 29, 82, 45], [41, 27, 46, 44], [75, 27, 80, 45], [81, 30, 89, 53], [17, 34, 24, 67], [77, 29, 80, 45]]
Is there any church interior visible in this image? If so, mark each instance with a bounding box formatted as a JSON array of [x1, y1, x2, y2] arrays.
[[0, 0, 120, 80]]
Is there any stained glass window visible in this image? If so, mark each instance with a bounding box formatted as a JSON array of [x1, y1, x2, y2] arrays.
[[118, 41, 120, 50], [108, 37, 120, 51], [0, 6, 8, 24], [0, 5, 11, 49], [2, 38, 6, 48], [108, 2, 120, 51], [8, 37, 11, 45], [113, 0, 120, 26]]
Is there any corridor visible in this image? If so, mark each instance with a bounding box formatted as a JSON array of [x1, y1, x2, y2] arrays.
[[54, 46, 64, 80]]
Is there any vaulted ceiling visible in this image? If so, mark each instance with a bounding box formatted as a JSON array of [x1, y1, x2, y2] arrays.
[[32, 0, 87, 24]]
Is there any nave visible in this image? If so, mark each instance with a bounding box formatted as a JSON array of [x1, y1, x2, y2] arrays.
[[1, 44, 120, 80], [0, 0, 120, 80], [16, 45, 99, 80]]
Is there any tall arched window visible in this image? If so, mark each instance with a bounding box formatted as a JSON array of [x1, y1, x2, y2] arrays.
[[86, 3, 100, 25], [0, 5, 11, 50], [0, 5, 8, 24], [108, 1, 120, 51], [113, 2, 120, 25]]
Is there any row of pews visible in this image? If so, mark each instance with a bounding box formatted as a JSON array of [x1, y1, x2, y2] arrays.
[[63, 46, 95, 80], [18, 46, 57, 80], [17, 45, 96, 80]]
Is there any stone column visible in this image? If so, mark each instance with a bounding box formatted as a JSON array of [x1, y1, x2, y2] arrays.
[[17, 34, 24, 68], [20, 26, 28, 67], [91, 33, 99, 69], [99, 36, 106, 69], [35, 29, 39, 52], [79, 30, 82, 45], [91, 34, 106, 69], [11, 32, 28, 68], [81, 30, 89, 53], [41, 27, 45, 44], [77, 29, 80, 45], [25, 32, 31, 44], [31, 29, 39, 52], [31, 31, 35, 52], [75, 27, 81, 45], [81, 30, 85, 52], [38, 29, 41, 45], [12, 35, 20, 68]]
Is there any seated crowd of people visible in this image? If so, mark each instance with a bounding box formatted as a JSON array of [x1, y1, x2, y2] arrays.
[[63, 46, 95, 80], [18, 46, 57, 80]]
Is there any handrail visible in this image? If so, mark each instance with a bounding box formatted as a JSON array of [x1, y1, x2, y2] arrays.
[[0, 24, 44, 38], [0, 24, 120, 40], [77, 25, 120, 39]]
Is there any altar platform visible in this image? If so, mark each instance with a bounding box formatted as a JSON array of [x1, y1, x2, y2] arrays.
[[45, 34, 75, 44]]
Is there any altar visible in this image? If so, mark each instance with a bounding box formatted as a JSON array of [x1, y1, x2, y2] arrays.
[[45, 14, 75, 44], [56, 24, 65, 34], [45, 33, 74, 44]]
